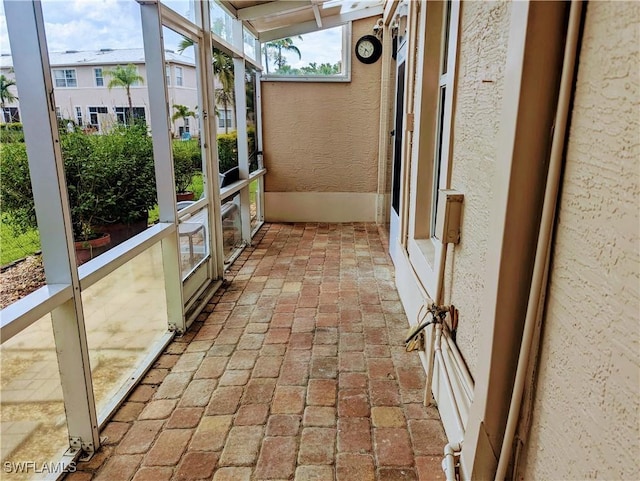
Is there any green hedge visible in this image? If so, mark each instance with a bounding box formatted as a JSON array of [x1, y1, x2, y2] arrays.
[[0, 123, 24, 143], [1, 125, 156, 239]]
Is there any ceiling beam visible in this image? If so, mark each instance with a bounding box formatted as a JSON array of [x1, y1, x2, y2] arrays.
[[218, 1, 238, 18], [312, 3, 323, 28], [237, 1, 311, 21], [259, 5, 383, 42]]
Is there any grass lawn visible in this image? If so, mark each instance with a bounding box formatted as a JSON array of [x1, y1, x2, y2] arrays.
[[1, 218, 41, 265]]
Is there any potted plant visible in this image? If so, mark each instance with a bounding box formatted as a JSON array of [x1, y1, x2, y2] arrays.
[[1, 123, 157, 263]]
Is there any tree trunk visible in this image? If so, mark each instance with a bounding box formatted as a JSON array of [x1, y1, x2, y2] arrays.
[[127, 87, 133, 125], [264, 49, 269, 74], [223, 98, 228, 134]]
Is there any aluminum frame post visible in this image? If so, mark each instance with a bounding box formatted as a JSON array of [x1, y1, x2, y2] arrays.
[[4, 0, 99, 456], [140, 1, 186, 333]]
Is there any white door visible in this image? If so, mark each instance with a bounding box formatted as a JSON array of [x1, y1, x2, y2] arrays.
[[389, 40, 407, 264]]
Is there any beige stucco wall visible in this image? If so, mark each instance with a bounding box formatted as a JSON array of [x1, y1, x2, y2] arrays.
[[441, 0, 511, 377], [261, 18, 381, 194], [519, 2, 640, 479]]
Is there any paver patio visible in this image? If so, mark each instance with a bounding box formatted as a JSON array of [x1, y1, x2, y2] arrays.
[[67, 223, 448, 481]]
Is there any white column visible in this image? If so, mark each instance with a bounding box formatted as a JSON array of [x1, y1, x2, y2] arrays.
[[140, 2, 185, 332]]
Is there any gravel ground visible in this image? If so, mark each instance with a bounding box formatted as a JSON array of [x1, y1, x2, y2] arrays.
[[0, 255, 46, 309]]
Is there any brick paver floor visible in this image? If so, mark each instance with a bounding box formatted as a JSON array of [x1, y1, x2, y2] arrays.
[[68, 223, 448, 481]]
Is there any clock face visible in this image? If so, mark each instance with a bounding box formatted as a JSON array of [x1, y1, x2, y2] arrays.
[[355, 35, 382, 64], [358, 40, 375, 58]]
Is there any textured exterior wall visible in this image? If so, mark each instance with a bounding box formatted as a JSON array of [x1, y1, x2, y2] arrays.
[[519, 2, 640, 479], [442, 1, 511, 377], [261, 18, 381, 193]]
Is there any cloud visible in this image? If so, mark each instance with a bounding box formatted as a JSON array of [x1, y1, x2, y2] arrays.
[[287, 27, 342, 68], [42, 0, 143, 51], [1, 0, 343, 71]]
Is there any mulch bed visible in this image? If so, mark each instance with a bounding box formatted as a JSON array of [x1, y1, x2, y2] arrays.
[[0, 255, 46, 309]]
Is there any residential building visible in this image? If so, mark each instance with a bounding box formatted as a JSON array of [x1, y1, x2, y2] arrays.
[[0, 47, 229, 136]]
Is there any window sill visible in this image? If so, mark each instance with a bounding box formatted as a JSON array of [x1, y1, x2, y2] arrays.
[[261, 74, 351, 83]]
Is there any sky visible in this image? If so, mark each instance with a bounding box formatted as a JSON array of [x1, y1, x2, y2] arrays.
[[0, 0, 342, 71]]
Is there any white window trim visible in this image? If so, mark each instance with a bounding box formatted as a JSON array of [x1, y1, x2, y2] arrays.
[[260, 23, 352, 83], [53, 68, 77, 87], [175, 65, 183, 86], [218, 109, 233, 129], [94, 67, 104, 87], [165, 65, 171, 86], [406, 0, 461, 299]]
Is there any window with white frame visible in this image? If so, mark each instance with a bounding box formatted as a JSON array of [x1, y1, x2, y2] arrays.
[[88, 106, 108, 128], [75, 106, 83, 126], [55, 106, 62, 119], [165, 65, 171, 85], [94, 67, 104, 87], [184, 117, 189, 132], [406, 0, 460, 297], [261, 24, 351, 81], [54, 68, 77, 87], [2, 107, 19, 123], [114, 106, 146, 124], [176, 66, 183, 86], [218, 109, 233, 129]]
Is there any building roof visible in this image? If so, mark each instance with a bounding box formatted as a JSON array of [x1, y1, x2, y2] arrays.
[[0, 48, 194, 69]]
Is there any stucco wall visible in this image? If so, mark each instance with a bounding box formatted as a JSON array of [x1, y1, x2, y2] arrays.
[[261, 18, 381, 194], [519, 2, 640, 479], [441, 1, 511, 378]]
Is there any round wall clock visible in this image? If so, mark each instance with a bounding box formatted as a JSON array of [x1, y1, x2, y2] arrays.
[[355, 34, 383, 64]]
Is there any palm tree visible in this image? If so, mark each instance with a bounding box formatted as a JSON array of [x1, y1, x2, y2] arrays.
[[215, 88, 234, 134], [0, 74, 18, 123], [104, 64, 144, 125], [171, 104, 196, 135], [177, 38, 234, 89], [178, 38, 236, 130], [264, 37, 302, 73]]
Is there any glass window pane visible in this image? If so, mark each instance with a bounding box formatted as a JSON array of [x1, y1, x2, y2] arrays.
[[262, 25, 345, 77], [250, 178, 261, 232], [178, 205, 210, 277], [163, 27, 211, 280], [243, 28, 256, 60], [1, 314, 69, 477], [160, 0, 198, 25], [82, 243, 169, 414], [442, 0, 452, 75], [41, 0, 160, 264], [214, 47, 238, 176], [222, 193, 242, 262], [431, 85, 447, 234], [245, 64, 259, 172], [210, 1, 233, 44]]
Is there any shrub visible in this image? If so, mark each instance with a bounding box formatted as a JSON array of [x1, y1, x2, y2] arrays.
[[217, 131, 238, 174], [172, 139, 200, 193], [216, 128, 256, 173], [0, 125, 157, 240], [0, 123, 24, 143], [0, 142, 35, 233]]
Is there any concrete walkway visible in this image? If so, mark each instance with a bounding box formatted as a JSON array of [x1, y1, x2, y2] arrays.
[[68, 223, 447, 481]]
